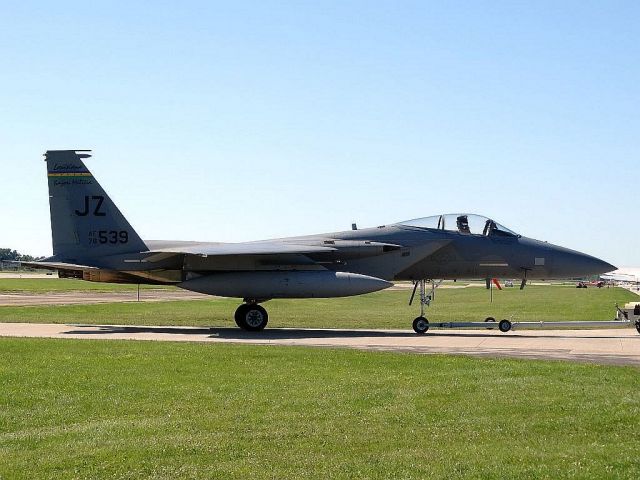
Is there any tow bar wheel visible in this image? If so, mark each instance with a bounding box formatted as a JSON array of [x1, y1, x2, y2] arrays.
[[636, 320, 640, 335], [413, 316, 430, 334], [498, 319, 512, 333]]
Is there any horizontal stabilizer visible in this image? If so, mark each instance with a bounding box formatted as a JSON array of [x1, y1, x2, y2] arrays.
[[19, 261, 97, 271]]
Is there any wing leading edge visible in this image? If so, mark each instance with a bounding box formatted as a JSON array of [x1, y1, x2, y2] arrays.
[[145, 242, 338, 258]]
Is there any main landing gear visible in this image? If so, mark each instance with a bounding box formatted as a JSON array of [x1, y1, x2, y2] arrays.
[[234, 302, 269, 331]]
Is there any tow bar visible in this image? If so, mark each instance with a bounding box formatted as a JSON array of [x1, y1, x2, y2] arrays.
[[419, 303, 640, 334]]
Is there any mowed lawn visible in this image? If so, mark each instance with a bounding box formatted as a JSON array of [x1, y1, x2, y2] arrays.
[[0, 278, 637, 329], [0, 338, 639, 479], [0, 277, 173, 293]]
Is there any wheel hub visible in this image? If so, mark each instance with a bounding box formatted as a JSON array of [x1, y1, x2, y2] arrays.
[[245, 309, 264, 328]]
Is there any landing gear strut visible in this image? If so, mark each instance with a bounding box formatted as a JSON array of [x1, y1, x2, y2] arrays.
[[410, 279, 437, 334], [234, 302, 269, 331]]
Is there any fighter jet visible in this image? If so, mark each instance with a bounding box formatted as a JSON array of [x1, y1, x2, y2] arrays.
[[27, 150, 616, 333]]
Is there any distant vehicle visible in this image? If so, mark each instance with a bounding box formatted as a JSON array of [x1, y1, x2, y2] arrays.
[[576, 280, 605, 288], [24, 150, 616, 333]]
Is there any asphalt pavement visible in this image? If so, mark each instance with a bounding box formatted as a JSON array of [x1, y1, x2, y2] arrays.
[[1, 322, 638, 366]]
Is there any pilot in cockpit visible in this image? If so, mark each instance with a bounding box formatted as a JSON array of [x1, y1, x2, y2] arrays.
[[483, 219, 495, 236], [456, 215, 471, 234]]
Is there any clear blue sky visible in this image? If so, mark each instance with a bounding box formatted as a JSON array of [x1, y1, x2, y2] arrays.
[[1, 1, 638, 267]]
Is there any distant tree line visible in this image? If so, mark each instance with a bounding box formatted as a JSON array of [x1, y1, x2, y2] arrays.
[[0, 248, 41, 267]]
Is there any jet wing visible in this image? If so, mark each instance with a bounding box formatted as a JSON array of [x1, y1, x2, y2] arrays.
[[145, 242, 337, 258], [143, 240, 404, 266]]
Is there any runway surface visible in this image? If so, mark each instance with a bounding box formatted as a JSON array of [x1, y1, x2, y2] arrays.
[[1, 323, 639, 366]]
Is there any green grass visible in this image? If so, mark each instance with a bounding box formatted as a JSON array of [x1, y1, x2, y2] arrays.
[[0, 282, 637, 329], [0, 277, 173, 293], [0, 338, 638, 479]]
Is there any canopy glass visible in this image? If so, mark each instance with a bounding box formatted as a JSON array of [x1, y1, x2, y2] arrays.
[[397, 214, 519, 237]]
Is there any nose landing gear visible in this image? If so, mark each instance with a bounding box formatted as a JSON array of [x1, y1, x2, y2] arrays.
[[413, 316, 430, 334], [410, 279, 439, 334]]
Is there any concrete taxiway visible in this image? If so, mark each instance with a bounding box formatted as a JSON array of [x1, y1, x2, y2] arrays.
[[1, 323, 638, 366]]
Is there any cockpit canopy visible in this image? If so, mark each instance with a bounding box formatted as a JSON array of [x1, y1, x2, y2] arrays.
[[397, 214, 519, 237]]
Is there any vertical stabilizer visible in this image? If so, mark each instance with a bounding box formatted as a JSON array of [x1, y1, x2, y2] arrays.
[[45, 150, 147, 262]]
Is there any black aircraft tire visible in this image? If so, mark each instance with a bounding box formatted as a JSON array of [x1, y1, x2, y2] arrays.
[[498, 319, 512, 333], [234, 304, 250, 329], [635, 320, 640, 335], [412, 316, 429, 334], [242, 304, 269, 331]]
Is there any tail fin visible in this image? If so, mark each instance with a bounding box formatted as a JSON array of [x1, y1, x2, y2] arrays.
[[45, 150, 147, 262]]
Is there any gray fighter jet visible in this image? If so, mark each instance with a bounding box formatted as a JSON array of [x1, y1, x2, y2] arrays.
[[27, 150, 615, 333]]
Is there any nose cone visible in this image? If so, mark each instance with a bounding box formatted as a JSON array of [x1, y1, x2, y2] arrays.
[[553, 248, 616, 278]]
